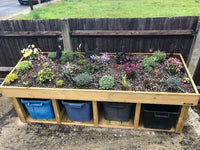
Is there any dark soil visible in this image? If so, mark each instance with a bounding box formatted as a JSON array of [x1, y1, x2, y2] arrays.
[[8, 53, 195, 93]]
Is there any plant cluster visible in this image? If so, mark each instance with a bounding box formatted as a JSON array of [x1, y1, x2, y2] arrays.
[[75, 44, 83, 58], [120, 57, 140, 79], [37, 68, 55, 83], [5, 73, 18, 84], [85, 63, 106, 74], [153, 50, 166, 62], [56, 80, 64, 87], [63, 63, 80, 73], [99, 75, 114, 90], [90, 53, 110, 64], [165, 77, 181, 90], [77, 59, 87, 65], [16, 61, 32, 73], [75, 72, 93, 86], [21, 44, 38, 60], [141, 56, 156, 72], [164, 57, 183, 75], [60, 49, 74, 64]]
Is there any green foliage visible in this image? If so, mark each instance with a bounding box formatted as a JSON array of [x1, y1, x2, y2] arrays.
[[75, 72, 93, 86], [32, 11, 40, 19], [60, 49, 74, 64], [23, 81, 29, 87], [56, 80, 64, 87], [43, 62, 49, 68], [75, 44, 83, 58], [153, 50, 166, 62], [48, 52, 57, 59], [77, 59, 87, 65], [99, 75, 114, 90], [141, 56, 156, 72], [120, 74, 129, 88], [144, 66, 153, 72], [16, 61, 32, 73], [37, 68, 55, 83], [5, 73, 18, 84], [63, 63, 80, 73], [166, 77, 181, 90], [17, 0, 200, 20], [85, 63, 106, 73]]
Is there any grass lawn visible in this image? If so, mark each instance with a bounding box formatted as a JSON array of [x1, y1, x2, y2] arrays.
[[17, 0, 200, 19]]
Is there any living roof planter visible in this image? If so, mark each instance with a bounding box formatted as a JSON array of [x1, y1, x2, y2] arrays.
[[0, 53, 199, 133]]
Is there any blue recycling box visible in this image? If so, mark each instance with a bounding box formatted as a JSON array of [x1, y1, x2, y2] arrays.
[[21, 99, 55, 119], [62, 101, 91, 122]]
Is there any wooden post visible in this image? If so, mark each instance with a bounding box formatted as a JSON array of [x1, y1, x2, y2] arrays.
[[175, 105, 190, 133], [187, 21, 200, 67], [61, 18, 72, 51], [92, 101, 98, 126], [51, 99, 62, 124], [134, 103, 141, 129], [11, 97, 27, 122]]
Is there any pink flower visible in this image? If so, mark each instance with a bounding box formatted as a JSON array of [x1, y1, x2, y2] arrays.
[[135, 64, 138, 67], [120, 61, 122, 63], [170, 84, 173, 87], [126, 63, 129, 65], [131, 64, 135, 67], [137, 69, 140, 72], [138, 59, 141, 63], [181, 82, 184, 85]]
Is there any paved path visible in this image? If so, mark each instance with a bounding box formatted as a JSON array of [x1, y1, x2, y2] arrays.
[[0, 0, 29, 17]]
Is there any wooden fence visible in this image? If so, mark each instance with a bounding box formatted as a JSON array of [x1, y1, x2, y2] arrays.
[[193, 58, 200, 87], [0, 16, 199, 68]]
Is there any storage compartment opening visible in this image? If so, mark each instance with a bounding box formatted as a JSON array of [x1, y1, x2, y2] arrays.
[[61, 100, 93, 122], [21, 98, 55, 120], [141, 104, 181, 130], [101, 102, 135, 122]]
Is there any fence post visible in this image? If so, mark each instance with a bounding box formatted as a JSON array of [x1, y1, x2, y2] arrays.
[[188, 21, 200, 76], [61, 18, 72, 51]]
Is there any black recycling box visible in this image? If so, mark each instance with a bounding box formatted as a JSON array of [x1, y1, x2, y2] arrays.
[[142, 104, 180, 130], [102, 102, 134, 122]]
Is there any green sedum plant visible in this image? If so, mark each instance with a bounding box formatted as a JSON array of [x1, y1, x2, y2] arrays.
[[56, 80, 64, 87], [75, 72, 93, 86], [141, 56, 156, 72], [77, 59, 87, 65], [37, 68, 55, 83], [16, 61, 32, 73], [5, 73, 18, 84], [166, 77, 181, 90], [60, 49, 74, 64], [153, 50, 166, 62], [63, 62, 80, 73], [99, 75, 114, 90]]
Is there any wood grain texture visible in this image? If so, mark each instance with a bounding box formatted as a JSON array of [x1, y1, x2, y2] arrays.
[[134, 103, 141, 129], [11, 97, 27, 122], [71, 30, 194, 36], [51, 99, 61, 124], [175, 106, 190, 133]]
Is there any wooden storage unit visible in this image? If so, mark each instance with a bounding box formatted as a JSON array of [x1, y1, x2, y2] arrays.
[[0, 53, 199, 133]]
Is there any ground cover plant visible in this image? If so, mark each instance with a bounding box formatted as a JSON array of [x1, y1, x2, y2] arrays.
[[4, 44, 195, 93], [16, 0, 200, 19]]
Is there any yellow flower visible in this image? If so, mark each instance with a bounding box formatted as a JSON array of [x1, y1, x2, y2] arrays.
[[32, 44, 35, 48], [21, 49, 25, 54], [33, 48, 38, 54], [25, 49, 29, 53]]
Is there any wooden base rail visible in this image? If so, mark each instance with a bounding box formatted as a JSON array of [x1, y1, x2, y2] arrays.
[[11, 97, 189, 133]]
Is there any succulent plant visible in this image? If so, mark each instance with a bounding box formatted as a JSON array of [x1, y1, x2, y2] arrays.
[[16, 61, 32, 73], [75, 73, 93, 86], [99, 75, 114, 90]]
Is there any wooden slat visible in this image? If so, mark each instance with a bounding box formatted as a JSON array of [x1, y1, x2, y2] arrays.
[[0, 67, 13, 72], [11, 97, 27, 122], [61, 19, 72, 51], [0, 31, 62, 37], [51, 99, 61, 124], [71, 30, 194, 36], [175, 106, 190, 133], [134, 103, 141, 129], [92, 101, 98, 126], [26, 115, 57, 124]]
